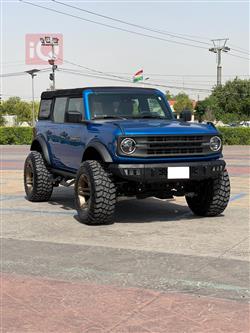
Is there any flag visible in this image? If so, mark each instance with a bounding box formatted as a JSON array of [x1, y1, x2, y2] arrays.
[[133, 69, 143, 82]]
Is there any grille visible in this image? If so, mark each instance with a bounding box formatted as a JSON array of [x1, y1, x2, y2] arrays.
[[119, 135, 212, 157]]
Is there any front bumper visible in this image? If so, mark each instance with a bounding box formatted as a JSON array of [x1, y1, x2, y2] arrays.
[[109, 159, 226, 182]]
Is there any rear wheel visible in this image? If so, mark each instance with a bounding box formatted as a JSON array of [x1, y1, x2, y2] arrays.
[[186, 169, 230, 216], [24, 151, 53, 202], [75, 160, 116, 225]]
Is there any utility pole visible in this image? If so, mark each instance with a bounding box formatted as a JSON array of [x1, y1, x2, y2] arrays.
[[209, 39, 230, 86], [40, 36, 59, 90], [26, 69, 40, 127]]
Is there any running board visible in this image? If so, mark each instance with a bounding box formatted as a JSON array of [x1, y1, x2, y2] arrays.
[[50, 168, 76, 179]]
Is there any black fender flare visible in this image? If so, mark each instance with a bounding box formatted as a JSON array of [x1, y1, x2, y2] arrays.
[[84, 141, 113, 163], [30, 135, 51, 166]]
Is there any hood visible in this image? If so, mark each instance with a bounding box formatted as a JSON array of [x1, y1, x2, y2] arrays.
[[111, 119, 218, 136]]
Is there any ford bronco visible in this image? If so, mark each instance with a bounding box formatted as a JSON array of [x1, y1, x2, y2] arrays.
[[24, 87, 230, 225]]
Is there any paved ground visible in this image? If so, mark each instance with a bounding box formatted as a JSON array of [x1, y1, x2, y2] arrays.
[[1, 145, 250, 332]]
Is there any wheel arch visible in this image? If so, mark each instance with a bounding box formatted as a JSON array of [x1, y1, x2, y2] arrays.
[[82, 142, 113, 163], [30, 135, 51, 166]]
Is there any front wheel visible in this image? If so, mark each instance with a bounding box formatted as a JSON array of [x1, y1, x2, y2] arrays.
[[75, 160, 116, 225], [186, 169, 230, 217]]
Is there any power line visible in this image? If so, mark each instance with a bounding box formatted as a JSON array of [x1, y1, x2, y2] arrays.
[[0, 72, 28, 78], [61, 59, 215, 89], [52, 0, 211, 46], [59, 68, 211, 92], [96, 72, 249, 78], [20, 0, 208, 50], [61, 66, 215, 87], [0, 68, 51, 78], [20, 0, 250, 63], [230, 48, 250, 56], [52, 0, 212, 42], [54, 0, 250, 60], [61, 67, 249, 87], [226, 52, 250, 61], [60, 56, 247, 91], [230, 43, 249, 53], [61, 59, 132, 81]]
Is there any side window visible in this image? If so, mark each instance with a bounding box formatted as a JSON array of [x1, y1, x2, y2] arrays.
[[53, 97, 67, 123], [66, 97, 85, 122], [39, 99, 52, 119], [148, 97, 165, 117]]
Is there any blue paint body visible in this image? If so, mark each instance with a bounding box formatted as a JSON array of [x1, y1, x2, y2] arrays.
[[36, 87, 222, 173]]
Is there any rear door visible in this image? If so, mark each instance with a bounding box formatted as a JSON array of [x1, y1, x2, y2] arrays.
[[49, 97, 68, 169]]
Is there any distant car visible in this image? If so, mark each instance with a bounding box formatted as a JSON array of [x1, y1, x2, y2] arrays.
[[24, 86, 230, 225], [240, 121, 250, 127]]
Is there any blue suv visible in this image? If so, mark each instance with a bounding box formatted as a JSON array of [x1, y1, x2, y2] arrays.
[[24, 87, 230, 225]]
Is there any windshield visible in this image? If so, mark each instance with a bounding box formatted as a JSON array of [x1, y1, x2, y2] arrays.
[[89, 93, 173, 120]]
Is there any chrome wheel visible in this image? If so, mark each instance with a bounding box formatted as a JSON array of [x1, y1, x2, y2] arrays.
[[77, 174, 91, 209]]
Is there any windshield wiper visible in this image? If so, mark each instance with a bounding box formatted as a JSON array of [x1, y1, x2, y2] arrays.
[[132, 115, 166, 119], [93, 115, 127, 120]]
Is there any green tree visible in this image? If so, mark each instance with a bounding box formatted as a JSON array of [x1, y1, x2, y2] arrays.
[[195, 100, 207, 122], [0, 97, 39, 126], [15, 101, 32, 125], [0, 103, 5, 126], [211, 78, 250, 121], [0, 97, 21, 115], [195, 95, 221, 122], [165, 90, 174, 100], [173, 93, 193, 114]]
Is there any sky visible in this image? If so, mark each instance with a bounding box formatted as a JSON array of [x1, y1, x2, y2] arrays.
[[1, 0, 249, 101]]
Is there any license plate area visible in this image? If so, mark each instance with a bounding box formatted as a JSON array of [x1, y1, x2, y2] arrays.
[[168, 167, 190, 179]]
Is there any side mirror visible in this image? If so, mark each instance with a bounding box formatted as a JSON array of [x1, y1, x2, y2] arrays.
[[66, 112, 82, 123], [180, 110, 192, 122]]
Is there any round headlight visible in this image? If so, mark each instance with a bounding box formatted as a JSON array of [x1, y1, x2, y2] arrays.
[[120, 138, 136, 155], [210, 136, 222, 151]]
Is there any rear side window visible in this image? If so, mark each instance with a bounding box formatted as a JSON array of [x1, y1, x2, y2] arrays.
[[39, 99, 52, 119], [53, 97, 67, 123]]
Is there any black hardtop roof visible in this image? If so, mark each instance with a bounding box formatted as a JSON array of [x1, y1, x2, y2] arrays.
[[41, 86, 159, 99]]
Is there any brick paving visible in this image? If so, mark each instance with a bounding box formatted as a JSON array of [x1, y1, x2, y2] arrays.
[[2, 274, 249, 333], [1, 145, 250, 332]]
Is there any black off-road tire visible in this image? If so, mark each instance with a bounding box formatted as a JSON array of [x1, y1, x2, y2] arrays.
[[24, 151, 53, 202], [75, 160, 116, 225], [186, 169, 230, 217]]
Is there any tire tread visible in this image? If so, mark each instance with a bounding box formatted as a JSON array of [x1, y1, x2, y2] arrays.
[[24, 151, 53, 202], [75, 160, 116, 225], [186, 170, 230, 216]]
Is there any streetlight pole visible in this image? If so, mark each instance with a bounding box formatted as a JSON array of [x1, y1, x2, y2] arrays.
[[209, 39, 230, 86], [26, 69, 40, 127]]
